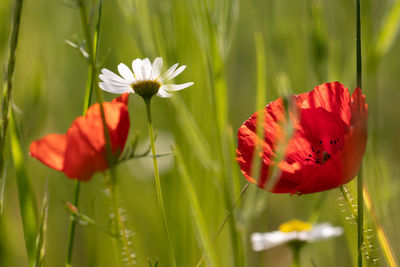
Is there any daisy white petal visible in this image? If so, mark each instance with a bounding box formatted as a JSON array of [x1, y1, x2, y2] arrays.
[[151, 57, 163, 79], [169, 65, 186, 80], [118, 63, 135, 83], [132, 58, 143, 80], [99, 74, 131, 87], [251, 220, 343, 252], [160, 63, 179, 81], [142, 58, 152, 80], [303, 223, 343, 242], [99, 57, 192, 99], [100, 82, 133, 94], [101, 68, 130, 84], [157, 89, 172, 98], [161, 82, 194, 92], [141, 65, 148, 81], [252, 232, 297, 251]]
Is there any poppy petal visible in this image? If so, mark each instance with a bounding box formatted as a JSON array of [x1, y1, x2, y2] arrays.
[[30, 95, 130, 182], [350, 87, 368, 128], [30, 134, 67, 172], [297, 82, 351, 126], [112, 93, 130, 105], [63, 118, 105, 181], [63, 100, 129, 181], [340, 87, 368, 183], [237, 98, 288, 188], [237, 82, 368, 194], [104, 101, 130, 155]]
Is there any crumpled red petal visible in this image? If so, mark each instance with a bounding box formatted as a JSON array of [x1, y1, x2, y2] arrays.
[[30, 94, 130, 181], [236, 82, 368, 194], [30, 134, 67, 171]]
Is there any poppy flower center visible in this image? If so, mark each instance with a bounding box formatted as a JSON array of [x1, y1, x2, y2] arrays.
[[305, 137, 343, 165], [132, 80, 161, 99], [298, 107, 347, 167]]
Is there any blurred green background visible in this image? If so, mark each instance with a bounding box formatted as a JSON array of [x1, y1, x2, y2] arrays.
[[1, 0, 400, 266]]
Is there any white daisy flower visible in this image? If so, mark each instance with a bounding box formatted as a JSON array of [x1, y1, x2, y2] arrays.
[[251, 219, 343, 251], [99, 57, 194, 99]]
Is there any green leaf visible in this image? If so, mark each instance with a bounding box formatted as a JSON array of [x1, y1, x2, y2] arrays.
[[174, 146, 220, 267], [10, 111, 38, 266]]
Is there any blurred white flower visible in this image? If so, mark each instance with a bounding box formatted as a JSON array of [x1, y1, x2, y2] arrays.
[[99, 57, 194, 99], [251, 220, 343, 251]]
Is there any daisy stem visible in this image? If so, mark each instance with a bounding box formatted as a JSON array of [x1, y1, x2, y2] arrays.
[[356, 0, 363, 266], [144, 98, 177, 267], [290, 243, 302, 267]]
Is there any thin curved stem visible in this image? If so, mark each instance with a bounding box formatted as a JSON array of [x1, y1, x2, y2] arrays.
[[65, 181, 80, 267], [356, 0, 363, 266], [196, 182, 250, 267], [144, 98, 176, 267]]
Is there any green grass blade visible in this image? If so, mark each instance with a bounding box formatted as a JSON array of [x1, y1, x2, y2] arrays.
[[170, 96, 215, 171], [0, 0, 24, 218], [363, 185, 399, 267], [174, 146, 220, 267], [34, 182, 49, 267], [309, 0, 328, 82], [254, 32, 267, 112], [10, 111, 38, 266], [375, 0, 400, 58], [0, 168, 5, 221], [251, 32, 267, 185], [227, 126, 241, 206]]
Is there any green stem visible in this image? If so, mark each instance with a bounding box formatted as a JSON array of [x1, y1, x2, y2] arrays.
[[290, 243, 302, 267], [108, 170, 135, 267], [65, 1, 103, 265], [144, 98, 176, 267], [65, 181, 80, 267], [357, 164, 364, 267], [0, 0, 24, 210], [356, 0, 363, 266], [339, 185, 375, 263], [83, 0, 103, 112]]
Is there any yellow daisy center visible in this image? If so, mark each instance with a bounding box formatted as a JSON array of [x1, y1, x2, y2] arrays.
[[279, 219, 312, 233]]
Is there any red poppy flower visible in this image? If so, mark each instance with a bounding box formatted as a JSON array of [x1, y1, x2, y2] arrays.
[[30, 94, 130, 181], [236, 82, 368, 194]]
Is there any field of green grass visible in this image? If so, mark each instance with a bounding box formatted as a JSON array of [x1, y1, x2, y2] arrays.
[[1, 0, 400, 266]]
